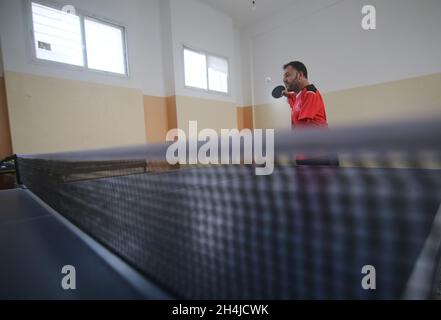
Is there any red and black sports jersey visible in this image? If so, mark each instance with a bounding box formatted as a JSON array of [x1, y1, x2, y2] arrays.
[[287, 84, 328, 128]]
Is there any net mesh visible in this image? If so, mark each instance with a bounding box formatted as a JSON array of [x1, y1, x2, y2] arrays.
[[15, 120, 441, 299]]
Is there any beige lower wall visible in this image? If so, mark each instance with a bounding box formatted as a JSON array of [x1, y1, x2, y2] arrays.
[[253, 100, 291, 130], [7, 70, 438, 155], [325, 72, 441, 127], [144, 95, 169, 143], [145, 95, 240, 142], [175, 95, 237, 136], [3, 71, 239, 154], [0, 76, 12, 159], [166, 96, 177, 130], [143, 95, 178, 143], [237, 106, 254, 130], [254, 72, 441, 129], [5, 71, 146, 154]]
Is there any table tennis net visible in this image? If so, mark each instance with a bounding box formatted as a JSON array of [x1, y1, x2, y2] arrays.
[[14, 120, 441, 299]]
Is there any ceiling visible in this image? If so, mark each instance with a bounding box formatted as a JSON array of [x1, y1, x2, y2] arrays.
[[202, 0, 302, 28]]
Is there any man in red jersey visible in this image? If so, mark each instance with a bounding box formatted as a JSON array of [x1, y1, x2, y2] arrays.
[[282, 61, 328, 129], [281, 61, 338, 166]]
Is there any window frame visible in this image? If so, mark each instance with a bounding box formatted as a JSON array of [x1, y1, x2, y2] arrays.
[[182, 45, 230, 96], [25, 0, 130, 77]]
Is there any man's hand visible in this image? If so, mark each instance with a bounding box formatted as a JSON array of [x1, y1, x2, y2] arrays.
[[282, 90, 294, 97]]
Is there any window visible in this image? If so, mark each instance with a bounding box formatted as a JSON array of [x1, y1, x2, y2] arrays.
[[84, 18, 126, 74], [207, 55, 229, 93], [184, 48, 207, 90], [183, 47, 229, 94], [31, 2, 83, 66], [30, 1, 128, 75]]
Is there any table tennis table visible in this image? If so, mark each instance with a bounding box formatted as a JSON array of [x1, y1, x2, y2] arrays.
[[0, 187, 172, 299], [2, 118, 441, 299], [1, 166, 441, 300]]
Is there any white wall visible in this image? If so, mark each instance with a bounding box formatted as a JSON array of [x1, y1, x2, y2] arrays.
[[232, 27, 243, 106], [0, 0, 245, 102], [169, 0, 241, 104], [159, 0, 175, 97], [243, 0, 441, 105], [239, 34, 252, 107], [0, 34, 4, 77], [0, 0, 166, 96]]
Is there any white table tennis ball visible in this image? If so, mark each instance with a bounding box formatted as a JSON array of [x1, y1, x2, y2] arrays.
[[265, 77, 272, 83], [62, 5, 76, 15]]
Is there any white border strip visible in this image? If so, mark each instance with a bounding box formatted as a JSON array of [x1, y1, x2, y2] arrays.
[[402, 203, 441, 299]]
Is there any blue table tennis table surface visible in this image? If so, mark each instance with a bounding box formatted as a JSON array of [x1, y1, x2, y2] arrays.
[[0, 188, 171, 299], [2, 166, 440, 300]]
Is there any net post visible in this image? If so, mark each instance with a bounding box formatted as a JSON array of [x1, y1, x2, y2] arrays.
[[13, 155, 22, 186], [0, 154, 22, 187]]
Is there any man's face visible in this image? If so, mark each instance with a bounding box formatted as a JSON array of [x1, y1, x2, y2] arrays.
[[283, 66, 301, 93]]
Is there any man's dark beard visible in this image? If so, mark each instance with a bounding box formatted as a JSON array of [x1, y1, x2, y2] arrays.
[[289, 84, 300, 93], [288, 83, 300, 93]]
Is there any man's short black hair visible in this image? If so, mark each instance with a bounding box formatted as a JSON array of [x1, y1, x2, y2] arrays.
[[283, 61, 308, 79]]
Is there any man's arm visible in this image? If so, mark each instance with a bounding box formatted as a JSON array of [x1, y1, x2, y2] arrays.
[[282, 90, 296, 108], [282, 90, 295, 98]]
